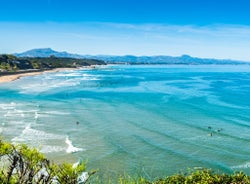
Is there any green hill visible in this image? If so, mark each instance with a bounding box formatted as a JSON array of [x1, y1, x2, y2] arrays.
[[0, 54, 106, 72]]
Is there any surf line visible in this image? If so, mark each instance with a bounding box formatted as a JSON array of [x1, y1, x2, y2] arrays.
[[65, 136, 85, 153]]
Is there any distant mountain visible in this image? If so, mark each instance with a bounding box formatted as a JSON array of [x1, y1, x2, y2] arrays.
[[15, 48, 83, 58], [15, 48, 248, 65], [84, 54, 247, 65]]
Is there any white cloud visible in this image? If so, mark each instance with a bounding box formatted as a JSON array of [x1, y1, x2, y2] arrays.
[[0, 22, 250, 61]]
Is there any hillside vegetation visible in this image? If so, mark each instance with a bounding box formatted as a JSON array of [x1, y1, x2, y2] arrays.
[[0, 139, 95, 184], [0, 54, 105, 72]]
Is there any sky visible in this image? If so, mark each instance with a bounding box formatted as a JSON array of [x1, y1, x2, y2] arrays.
[[1, 0, 250, 61]]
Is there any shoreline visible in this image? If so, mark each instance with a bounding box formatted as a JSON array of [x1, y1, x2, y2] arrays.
[[0, 68, 77, 83]]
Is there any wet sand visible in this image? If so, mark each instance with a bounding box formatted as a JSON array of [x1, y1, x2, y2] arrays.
[[0, 68, 75, 83]]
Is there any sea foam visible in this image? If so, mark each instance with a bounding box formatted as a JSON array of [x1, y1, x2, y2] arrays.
[[65, 136, 84, 153], [12, 124, 66, 153], [0, 102, 16, 110], [231, 162, 250, 169]]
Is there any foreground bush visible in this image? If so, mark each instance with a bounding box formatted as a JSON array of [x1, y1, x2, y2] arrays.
[[149, 169, 250, 184], [0, 139, 93, 184], [118, 169, 250, 184]]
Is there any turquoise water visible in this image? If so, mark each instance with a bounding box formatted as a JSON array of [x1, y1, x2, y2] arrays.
[[0, 65, 250, 179]]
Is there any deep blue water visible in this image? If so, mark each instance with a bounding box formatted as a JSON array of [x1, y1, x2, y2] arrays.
[[0, 65, 250, 178]]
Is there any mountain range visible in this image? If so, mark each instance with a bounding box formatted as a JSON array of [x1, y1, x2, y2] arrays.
[[15, 48, 248, 65]]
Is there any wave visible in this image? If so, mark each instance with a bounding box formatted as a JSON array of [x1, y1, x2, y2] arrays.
[[54, 72, 81, 77], [207, 96, 244, 109], [12, 124, 65, 153], [0, 102, 16, 110], [223, 117, 250, 128], [40, 145, 65, 153], [12, 124, 44, 142], [19, 78, 81, 94], [133, 135, 232, 172], [138, 80, 211, 99], [42, 111, 70, 115], [4, 109, 25, 118], [231, 162, 250, 169], [65, 136, 85, 153], [34, 111, 39, 120]]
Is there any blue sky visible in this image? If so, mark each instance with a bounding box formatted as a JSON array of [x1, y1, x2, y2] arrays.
[[1, 0, 250, 61]]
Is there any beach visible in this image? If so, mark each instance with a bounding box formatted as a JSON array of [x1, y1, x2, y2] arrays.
[[0, 68, 77, 83]]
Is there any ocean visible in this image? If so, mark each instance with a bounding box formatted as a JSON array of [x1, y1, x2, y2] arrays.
[[0, 64, 250, 179]]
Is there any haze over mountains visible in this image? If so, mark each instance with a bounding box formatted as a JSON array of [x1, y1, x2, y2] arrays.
[[15, 48, 83, 58], [15, 48, 248, 65]]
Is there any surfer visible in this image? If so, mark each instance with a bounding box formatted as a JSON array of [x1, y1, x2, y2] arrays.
[[217, 128, 222, 132]]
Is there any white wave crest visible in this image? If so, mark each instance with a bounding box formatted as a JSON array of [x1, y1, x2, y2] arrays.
[[12, 124, 65, 153], [0, 102, 16, 110], [35, 111, 39, 120], [40, 145, 65, 153], [16, 124, 62, 140], [231, 162, 250, 169], [65, 136, 84, 153]]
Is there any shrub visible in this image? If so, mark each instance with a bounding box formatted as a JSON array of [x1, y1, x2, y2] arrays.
[[0, 139, 91, 184], [150, 169, 250, 184]]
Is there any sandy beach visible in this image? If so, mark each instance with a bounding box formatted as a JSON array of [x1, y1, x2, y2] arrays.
[[0, 68, 75, 83]]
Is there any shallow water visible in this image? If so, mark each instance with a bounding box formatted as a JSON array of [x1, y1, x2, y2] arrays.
[[0, 65, 250, 178]]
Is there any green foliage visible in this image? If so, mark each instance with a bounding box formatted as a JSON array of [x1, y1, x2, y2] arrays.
[[31, 62, 41, 69], [148, 169, 250, 184], [18, 144, 45, 167], [0, 139, 90, 184], [0, 54, 106, 72], [57, 163, 78, 183], [56, 162, 87, 184], [0, 141, 13, 155], [108, 169, 250, 184], [118, 175, 149, 184]]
